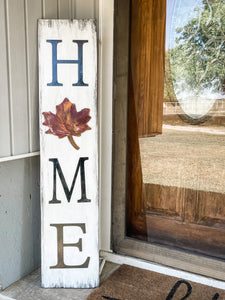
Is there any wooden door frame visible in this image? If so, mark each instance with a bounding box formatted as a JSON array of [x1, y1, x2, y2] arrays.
[[112, 0, 225, 281]]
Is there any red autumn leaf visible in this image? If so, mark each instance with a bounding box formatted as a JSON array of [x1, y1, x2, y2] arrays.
[[42, 98, 91, 150]]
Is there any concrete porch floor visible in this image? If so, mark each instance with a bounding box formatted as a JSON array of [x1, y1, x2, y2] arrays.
[[0, 261, 119, 300]]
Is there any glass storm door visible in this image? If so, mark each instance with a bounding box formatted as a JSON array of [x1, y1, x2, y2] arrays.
[[126, 0, 225, 259]]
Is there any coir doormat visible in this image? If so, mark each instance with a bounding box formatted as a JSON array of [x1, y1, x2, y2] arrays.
[[87, 264, 225, 300]]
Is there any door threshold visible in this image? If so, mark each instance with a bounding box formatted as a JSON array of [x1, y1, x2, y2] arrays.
[[100, 250, 225, 290]]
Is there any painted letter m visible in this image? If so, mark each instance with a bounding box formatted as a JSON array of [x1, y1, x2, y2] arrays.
[[49, 157, 90, 204]]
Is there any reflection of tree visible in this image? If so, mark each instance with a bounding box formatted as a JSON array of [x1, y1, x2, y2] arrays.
[[169, 0, 225, 95]]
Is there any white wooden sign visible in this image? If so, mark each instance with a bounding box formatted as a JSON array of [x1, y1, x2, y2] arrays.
[[38, 20, 98, 288]]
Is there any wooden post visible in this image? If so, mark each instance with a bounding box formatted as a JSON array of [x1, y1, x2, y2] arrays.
[[38, 20, 98, 288]]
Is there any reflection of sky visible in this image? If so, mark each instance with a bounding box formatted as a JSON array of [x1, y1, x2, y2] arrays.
[[165, 0, 224, 118], [166, 0, 203, 49]]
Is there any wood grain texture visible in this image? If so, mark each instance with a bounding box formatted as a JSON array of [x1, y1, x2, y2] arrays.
[[113, 0, 225, 280], [126, 74, 144, 232], [128, 212, 225, 260], [128, 181, 225, 258], [129, 0, 166, 137], [127, 0, 225, 260], [112, 0, 131, 248], [39, 20, 98, 288]]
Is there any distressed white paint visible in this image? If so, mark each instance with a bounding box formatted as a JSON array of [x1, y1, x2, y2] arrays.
[[0, 0, 114, 290], [0, 0, 113, 254], [39, 19, 98, 288], [0, 0, 113, 291]]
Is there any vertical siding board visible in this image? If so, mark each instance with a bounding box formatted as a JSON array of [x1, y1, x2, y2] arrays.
[[27, 0, 42, 152], [44, 0, 58, 19], [5, 0, 15, 155], [75, 0, 95, 19], [71, 0, 75, 19], [0, 0, 100, 159], [94, 0, 99, 20], [58, 0, 70, 19], [24, 0, 32, 152], [7, 0, 29, 155], [0, 0, 11, 157], [42, 0, 46, 18], [94, 0, 99, 32]]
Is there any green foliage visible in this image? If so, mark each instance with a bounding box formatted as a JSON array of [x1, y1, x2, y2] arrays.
[[170, 0, 225, 95]]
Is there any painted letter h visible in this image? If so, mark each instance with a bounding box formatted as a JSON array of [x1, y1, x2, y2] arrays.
[[47, 39, 88, 86]]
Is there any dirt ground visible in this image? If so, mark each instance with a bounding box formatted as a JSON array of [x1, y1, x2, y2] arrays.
[[139, 125, 225, 194]]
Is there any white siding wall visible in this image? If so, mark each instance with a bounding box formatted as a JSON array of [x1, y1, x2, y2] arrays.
[[0, 0, 113, 289], [0, 0, 100, 158]]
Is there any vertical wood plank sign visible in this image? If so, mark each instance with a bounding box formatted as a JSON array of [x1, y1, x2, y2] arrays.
[[38, 20, 98, 288]]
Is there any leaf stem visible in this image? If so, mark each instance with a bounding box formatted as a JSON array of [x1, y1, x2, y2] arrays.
[[68, 135, 80, 150]]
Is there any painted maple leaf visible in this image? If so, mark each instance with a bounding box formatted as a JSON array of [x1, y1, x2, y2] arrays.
[[42, 98, 91, 150]]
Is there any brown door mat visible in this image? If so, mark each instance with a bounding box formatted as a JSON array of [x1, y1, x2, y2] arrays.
[[87, 264, 225, 300]]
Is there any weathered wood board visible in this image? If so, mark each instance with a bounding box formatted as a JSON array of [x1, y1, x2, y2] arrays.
[[38, 19, 98, 288]]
